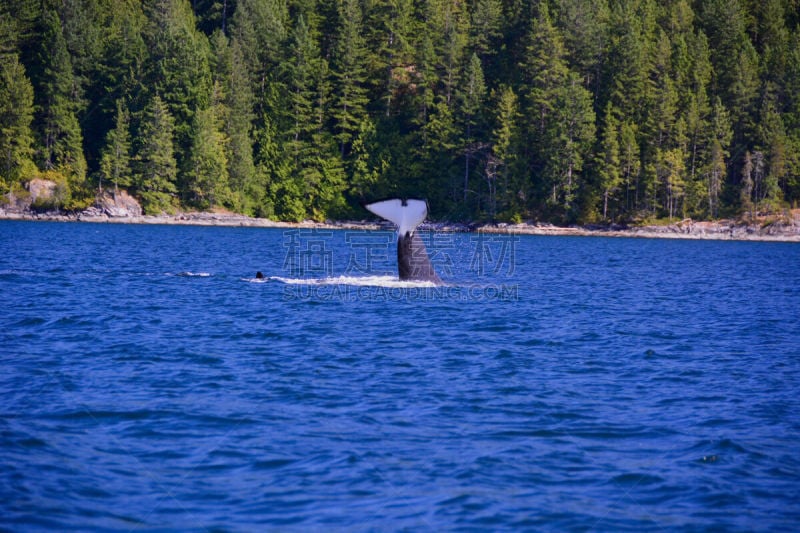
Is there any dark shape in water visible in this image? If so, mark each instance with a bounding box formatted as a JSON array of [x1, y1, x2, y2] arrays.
[[255, 271, 264, 279]]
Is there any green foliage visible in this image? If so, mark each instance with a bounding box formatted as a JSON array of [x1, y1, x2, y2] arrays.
[[546, 72, 596, 218], [331, 0, 369, 156], [143, 0, 213, 172], [34, 7, 87, 182], [2, 0, 798, 221], [469, 0, 503, 60], [186, 85, 230, 209], [490, 85, 522, 220], [99, 99, 133, 192], [134, 95, 178, 214], [596, 103, 622, 220], [210, 31, 256, 212], [0, 51, 36, 184]]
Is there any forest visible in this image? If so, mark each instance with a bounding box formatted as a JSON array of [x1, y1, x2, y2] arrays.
[[0, 0, 799, 223]]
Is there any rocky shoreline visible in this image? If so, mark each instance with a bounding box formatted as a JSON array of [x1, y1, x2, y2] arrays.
[[0, 207, 386, 231], [4, 178, 799, 241], [474, 217, 800, 242], [2, 206, 799, 242]]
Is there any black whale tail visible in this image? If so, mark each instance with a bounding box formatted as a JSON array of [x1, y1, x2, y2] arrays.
[[364, 198, 442, 284]]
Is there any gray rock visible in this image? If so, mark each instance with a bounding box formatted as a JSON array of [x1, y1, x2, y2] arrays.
[[93, 190, 143, 217]]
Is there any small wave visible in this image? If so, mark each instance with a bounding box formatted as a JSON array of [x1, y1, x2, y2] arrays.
[[173, 271, 212, 277], [610, 472, 665, 486], [270, 275, 440, 289], [0, 269, 37, 279]]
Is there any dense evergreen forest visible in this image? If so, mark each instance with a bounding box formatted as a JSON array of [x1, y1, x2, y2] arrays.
[[1, 0, 799, 222]]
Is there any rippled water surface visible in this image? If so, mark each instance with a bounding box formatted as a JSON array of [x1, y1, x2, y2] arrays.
[[2, 220, 799, 530]]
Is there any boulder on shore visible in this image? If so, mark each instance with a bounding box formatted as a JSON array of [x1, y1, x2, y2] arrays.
[[1, 180, 143, 219], [93, 189, 142, 217], [77, 190, 142, 221], [28, 178, 58, 204], [0, 178, 61, 213]]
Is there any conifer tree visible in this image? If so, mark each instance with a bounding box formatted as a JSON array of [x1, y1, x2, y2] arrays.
[[546, 71, 595, 216], [787, 30, 800, 132], [490, 85, 522, 218], [783, 30, 800, 204], [34, 8, 86, 182], [368, 0, 416, 116], [253, 111, 291, 219], [135, 95, 178, 214], [211, 31, 256, 210], [286, 16, 319, 153], [756, 0, 789, 86], [230, 0, 288, 95], [604, 0, 656, 127], [99, 99, 132, 194], [469, 0, 503, 60], [519, 2, 573, 213], [144, 0, 212, 178], [193, 0, 235, 35], [705, 97, 732, 217], [418, 95, 458, 207], [521, 3, 568, 139], [750, 150, 767, 212], [619, 120, 641, 212], [661, 147, 686, 220], [684, 30, 712, 189], [706, 139, 726, 217], [0, 38, 36, 186], [555, 0, 610, 95], [644, 29, 678, 153], [186, 82, 230, 209], [741, 150, 755, 218], [284, 15, 345, 220], [349, 117, 386, 201], [700, 0, 759, 147], [427, 0, 468, 105], [459, 53, 487, 204], [757, 93, 787, 211], [92, 1, 147, 162], [596, 103, 621, 220], [331, 0, 369, 157], [413, 32, 438, 131]]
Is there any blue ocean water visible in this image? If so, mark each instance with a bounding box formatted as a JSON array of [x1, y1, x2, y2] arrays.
[[1, 220, 799, 530]]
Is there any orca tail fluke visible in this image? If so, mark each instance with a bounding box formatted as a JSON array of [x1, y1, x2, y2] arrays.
[[364, 198, 428, 237], [363, 198, 441, 283]]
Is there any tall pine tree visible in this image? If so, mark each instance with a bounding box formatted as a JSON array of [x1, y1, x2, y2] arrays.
[[33, 7, 87, 184], [331, 0, 369, 157], [135, 94, 178, 214], [459, 53, 487, 205], [186, 87, 230, 210], [0, 17, 36, 187], [596, 103, 622, 220], [210, 31, 257, 212], [99, 99, 133, 194]]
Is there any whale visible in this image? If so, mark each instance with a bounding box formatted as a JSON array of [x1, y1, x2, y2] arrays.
[[364, 198, 442, 284]]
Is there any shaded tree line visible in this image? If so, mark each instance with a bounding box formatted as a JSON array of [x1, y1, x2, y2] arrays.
[[1, 0, 799, 221]]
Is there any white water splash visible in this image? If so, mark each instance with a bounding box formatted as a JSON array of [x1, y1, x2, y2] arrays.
[[269, 275, 440, 289]]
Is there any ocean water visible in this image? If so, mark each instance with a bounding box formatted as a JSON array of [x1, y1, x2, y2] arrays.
[[1, 220, 799, 531]]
